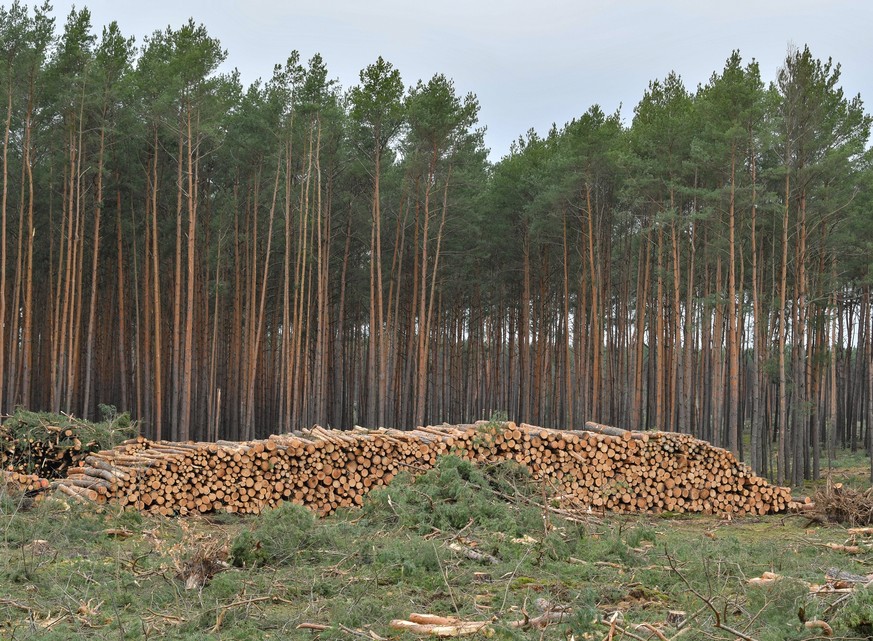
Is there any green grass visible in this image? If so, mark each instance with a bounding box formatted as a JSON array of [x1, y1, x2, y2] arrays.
[[2, 454, 873, 640]]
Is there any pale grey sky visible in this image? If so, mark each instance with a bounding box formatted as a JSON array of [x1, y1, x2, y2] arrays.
[[44, 0, 873, 161]]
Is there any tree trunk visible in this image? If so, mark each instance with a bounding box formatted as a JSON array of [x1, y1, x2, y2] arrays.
[[82, 125, 105, 419], [777, 169, 790, 485], [727, 144, 740, 454], [151, 129, 164, 441]]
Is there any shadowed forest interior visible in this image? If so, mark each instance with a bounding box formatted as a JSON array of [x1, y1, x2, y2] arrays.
[[0, 3, 871, 485]]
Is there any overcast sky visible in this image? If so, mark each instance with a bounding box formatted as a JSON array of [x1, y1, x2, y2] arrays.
[[44, 0, 873, 161]]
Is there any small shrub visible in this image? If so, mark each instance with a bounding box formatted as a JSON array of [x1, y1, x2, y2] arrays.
[[624, 524, 657, 548], [376, 536, 440, 579], [229, 501, 318, 567], [0, 487, 28, 515], [363, 455, 543, 537], [833, 585, 873, 637]]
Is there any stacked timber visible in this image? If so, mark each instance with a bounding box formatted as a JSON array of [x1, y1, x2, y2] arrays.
[[2, 470, 52, 495], [53, 421, 791, 517]]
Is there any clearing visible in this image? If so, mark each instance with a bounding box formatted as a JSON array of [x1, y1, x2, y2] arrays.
[[3, 452, 873, 640]]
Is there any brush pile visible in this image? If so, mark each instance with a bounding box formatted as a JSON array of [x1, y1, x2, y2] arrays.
[[814, 481, 873, 526], [54, 420, 791, 517], [1, 409, 136, 480]]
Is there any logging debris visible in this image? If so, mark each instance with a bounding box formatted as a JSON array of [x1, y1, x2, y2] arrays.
[[52, 420, 791, 518], [814, 481, 873, 526], [389, 598, 573, 637], [1, 409, 135, 485], [745, 567, 873, 596]]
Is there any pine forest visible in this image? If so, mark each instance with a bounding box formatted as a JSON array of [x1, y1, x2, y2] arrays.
[[0, 3, 871, 487]]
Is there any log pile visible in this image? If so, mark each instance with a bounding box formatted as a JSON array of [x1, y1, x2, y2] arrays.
[[2, 470, 51, 495], [54, 421, 791, 517]]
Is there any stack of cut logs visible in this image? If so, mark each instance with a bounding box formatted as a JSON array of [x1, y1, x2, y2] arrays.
[[53, 421, 791, 517], [2, 470, 51, 495]]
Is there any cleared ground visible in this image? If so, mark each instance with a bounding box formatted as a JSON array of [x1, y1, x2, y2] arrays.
[[2, 452, 872, 640]]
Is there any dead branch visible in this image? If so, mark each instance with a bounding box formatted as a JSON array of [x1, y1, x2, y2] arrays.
[[212, 596, 272, 632], [634, 622, 669, 641], [596, 619, 648, 641], [665, 551, 760, 641]]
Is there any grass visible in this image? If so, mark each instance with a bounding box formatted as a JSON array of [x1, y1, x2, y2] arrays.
[[1, 454, 873, 640]]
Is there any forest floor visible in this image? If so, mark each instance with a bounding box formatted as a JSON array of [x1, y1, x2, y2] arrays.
[[2, 452, 873, 641]]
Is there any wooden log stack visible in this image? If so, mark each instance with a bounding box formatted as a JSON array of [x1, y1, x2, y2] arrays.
[[53, 421, 791, 517], [2, 470, 52, 495]]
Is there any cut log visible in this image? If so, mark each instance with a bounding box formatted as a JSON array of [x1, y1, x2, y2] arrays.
[[390, 618, 493, 637]]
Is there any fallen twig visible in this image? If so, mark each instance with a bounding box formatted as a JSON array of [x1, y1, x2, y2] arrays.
[[144, 608, 186, 623], [338, 623, 387, 640], [0, 597, 32, 612]]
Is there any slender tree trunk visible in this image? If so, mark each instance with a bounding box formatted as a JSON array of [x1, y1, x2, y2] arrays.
[[518, 230, 531, 422], [245, 150, 282, 436], [632, 226, 651, 429], [655, 224, 665, 431], [21, 88, 34, 408], [777, 169, 791, 485], [669, 187, 681, 433], [414, 149, 436, 428], [291, 123, 314, 428], [585, 185, 600, 422], [334, 215, 352, 426], [727, 144, 740, 454], [0, 85, 12, 416], [7, 110, 26, 409], [419, 166, 452, 427], [207, 232, 222, 440], [868, 287, 873, 482], [115, 189, 129, 411], [180, 103, 197, 440], [151, 129, 163, 441], [367, 212, 378, 426], [82, 125, 105, 418], [281, 139, 293, 431], [172, 120, 184, 435], [562, 208, 573, 425]]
